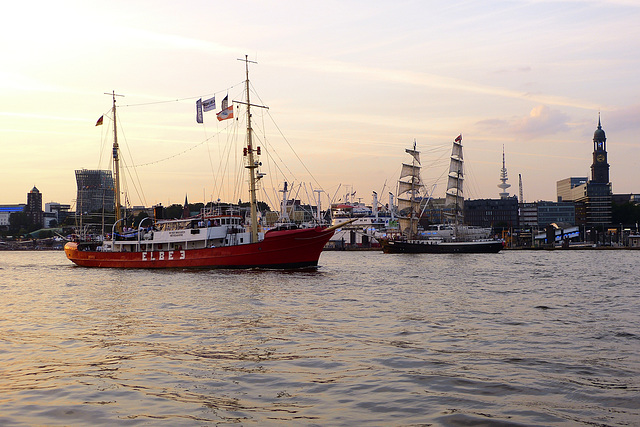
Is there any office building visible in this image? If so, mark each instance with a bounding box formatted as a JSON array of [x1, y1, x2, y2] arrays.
[[75, 169, 115, 214]]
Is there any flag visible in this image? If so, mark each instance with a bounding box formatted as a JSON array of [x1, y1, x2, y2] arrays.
[[202, 96, 216, 112], [455, 134, 462, 142], [217, 105, 233, 121], [196, 99, 203, 124], [95, 115, 104, 126], [217, 95, 233, 121]]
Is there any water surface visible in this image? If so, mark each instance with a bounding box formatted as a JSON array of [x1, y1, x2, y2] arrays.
[[1, 250, 638, 425]]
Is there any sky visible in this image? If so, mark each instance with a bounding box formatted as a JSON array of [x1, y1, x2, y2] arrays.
[[2, 0, 639, 211]]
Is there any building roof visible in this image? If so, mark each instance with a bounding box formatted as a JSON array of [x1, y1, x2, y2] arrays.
[[0, 205, 26, 213], [594, 116, 606, 141]]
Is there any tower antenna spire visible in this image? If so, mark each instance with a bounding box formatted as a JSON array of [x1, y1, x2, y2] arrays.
[[498, 145, 511, 199]]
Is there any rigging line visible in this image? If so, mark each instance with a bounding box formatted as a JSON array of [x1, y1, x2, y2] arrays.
[[245, 84, 304, 190], [251, 131, 290, 182], [214, 123, 235, 200], [116, 116, 147, 207], [119, 81, 246, 108], [258, 110, 280, 203], [234, 95, 293, 204], [250, 83, 325, 193], [302, 183, 316, 220], [260, 186, 277, 218], [202, 123, 221, 198], [256, 107, 283, 204], [97, 109, 114, 169], [123, 129, 224, 168]]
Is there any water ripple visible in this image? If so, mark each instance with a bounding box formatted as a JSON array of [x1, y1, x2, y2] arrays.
[[0, 250, 639, 425]]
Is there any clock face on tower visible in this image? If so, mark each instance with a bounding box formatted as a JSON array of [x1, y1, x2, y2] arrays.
[[597, 154, 605, 163]]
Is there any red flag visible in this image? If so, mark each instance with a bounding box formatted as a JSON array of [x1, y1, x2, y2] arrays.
[[455, 134, 462, 142], [217, 95, 234, 121], [95, 115, 104, 126], [217, 105, 233, 121]]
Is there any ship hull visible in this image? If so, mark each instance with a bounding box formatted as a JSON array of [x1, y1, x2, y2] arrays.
[[64, 227, 334, 269], [380, 239, 503, 254]]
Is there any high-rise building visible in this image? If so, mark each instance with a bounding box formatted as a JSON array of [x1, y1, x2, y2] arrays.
[[26, 186, 43, 228], [75, 169, 115, 214], [557, 177, 587, 202]]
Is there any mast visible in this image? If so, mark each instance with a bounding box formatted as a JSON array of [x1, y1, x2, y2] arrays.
[[314, 189, 323, 224], [106, 91, 124, 232], [410, 140, 417, 238], [280, 182, 290, 222], [397, 140, 422, 238], [241, 55, 259, 243]]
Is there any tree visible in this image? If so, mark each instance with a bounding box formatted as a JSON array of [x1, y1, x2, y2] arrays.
[[164, 204, 184, 219], [9, 211, 33, 235], [612, 202, 640, 228], [133, 211, 150, 228]]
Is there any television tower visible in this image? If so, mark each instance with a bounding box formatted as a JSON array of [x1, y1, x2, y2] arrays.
[[498, 145, 511, 199]]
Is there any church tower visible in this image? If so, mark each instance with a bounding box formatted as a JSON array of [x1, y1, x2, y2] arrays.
[[590, 115, 609, 184]]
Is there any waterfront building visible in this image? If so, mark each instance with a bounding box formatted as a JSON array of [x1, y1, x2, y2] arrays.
[[464, 197, 519, 230], [26, 186, 43, 228], [0, 204, 26, 227], [612, 194, 640, 205], [518, 202, 538, 228], [75, 169, 115, 215], [557, 177, 588, 202], [518, 201, 576, 230], [420, 197, 453, 225], [537, 201, 575, 227], [44, 202, 71, 227]]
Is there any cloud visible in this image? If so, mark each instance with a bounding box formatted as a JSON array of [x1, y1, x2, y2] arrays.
[[512, 105, 570, 136], [605, 104, 640, 133], [270, 55, 600, 111], [476, 105, 570, 139]]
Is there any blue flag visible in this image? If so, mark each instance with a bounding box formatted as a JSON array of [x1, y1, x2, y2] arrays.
[[202, 96, 216, 112], [196, 98, 203, 124]]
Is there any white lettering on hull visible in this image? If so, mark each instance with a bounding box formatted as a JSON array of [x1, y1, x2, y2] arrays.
[[142, 251, 186, 261]]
